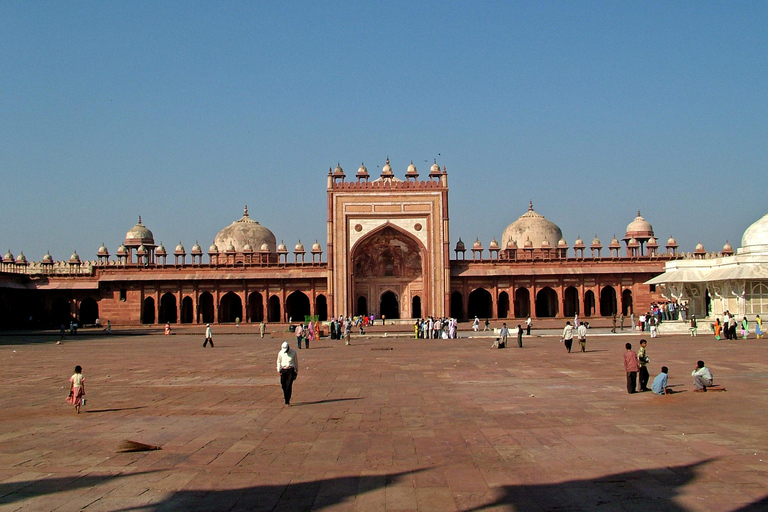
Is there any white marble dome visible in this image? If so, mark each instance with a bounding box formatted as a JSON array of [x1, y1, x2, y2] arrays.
[[501, 202, 563, 250], [214, 206, 277, 254], [740, 212, 768, 255]]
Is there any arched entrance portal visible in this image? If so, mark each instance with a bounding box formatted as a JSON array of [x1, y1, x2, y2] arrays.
[[79, 297, 99, 325], [535, 287, 558, 318], [199, 292, 214, 324], [412, 296, 422, 319], [248, 292, 264, 323], [514, 288, 530, 318], [268, 295, 281, 323], [159, 293, 177, 324], [286, 291, 310, 322], [220, 292, 243, 323], [142, 297, 155, 324], [497, 291, 510, 319], [584, 291, 596, 317], [351, 225, 425, 319], [622, 289, 633, 316], [181, 296, 194, 323], [315, 295, 328, 321], [380, 291, 399, 320], [600, 286, 617, 316], [563, 286, 579, 318], [468, 288, 492, 319]]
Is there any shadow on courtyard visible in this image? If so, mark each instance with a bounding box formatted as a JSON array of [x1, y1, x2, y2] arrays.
[[464, 459, 767, 512], [2, 461, 767, 511], [0, 471, 160, 507]]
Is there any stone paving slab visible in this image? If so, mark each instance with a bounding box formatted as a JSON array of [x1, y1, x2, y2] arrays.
[[1, 330, 768, 511]]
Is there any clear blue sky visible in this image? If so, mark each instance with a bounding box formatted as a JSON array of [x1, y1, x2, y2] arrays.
[[1, 1, 766, 262]]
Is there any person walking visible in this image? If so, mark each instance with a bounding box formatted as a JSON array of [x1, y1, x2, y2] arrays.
[[637, 339, 650, 391], [756, 315, 763, 339], [620, 313, 625, 331], [611, 313, 617, 333], [624, 343, 639, 394], [295, 323, 303, 349], [526, 315, 532, 335], [689, 315, 698, 336], [741, 317, 749, 339], [344, 318, 351, 345], [517, 324, 524, 348], [577, 321, 587, 352], [203, 324, 214, 347], [276, 342, 299, 406], [65, 365, 86, 414], [473, 316, 480, 332], [259, 322, 266, 338], [562, 321, 574, 353], [483, 318, 490, 331]]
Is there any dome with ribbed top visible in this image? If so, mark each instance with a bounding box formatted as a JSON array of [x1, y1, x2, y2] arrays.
[[501, 202, 563, 250], [124, 216, 155, 247], [214, 206, 277, 254]]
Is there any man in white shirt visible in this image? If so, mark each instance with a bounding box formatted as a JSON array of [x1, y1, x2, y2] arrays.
[[577, 322, 587, 352], [277, 342, 299, 405], [692, 360, 713, 392]]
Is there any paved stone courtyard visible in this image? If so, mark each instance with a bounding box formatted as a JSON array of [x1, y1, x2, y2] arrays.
[[1, 326, 767, 511]]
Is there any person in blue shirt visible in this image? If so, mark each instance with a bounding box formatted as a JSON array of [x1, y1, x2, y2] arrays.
[[651, 366, 671, 395]]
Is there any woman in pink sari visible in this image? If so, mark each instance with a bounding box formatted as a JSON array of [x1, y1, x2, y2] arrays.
[[306, 321, 315, 349], [65, 365, 85, 414]]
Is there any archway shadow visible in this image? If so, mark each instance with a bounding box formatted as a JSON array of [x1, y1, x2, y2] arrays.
[[463, 459, 766, 512], [112, 468, 426, 511], [0, 471, 160, 507]]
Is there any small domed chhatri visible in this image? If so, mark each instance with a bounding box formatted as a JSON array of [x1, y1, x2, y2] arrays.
[[191, 242, 202, 254], [125, 216, 155, 246], [3, 250, 14, 263], [502, 202, 563, 251], [214, 206, 277, 254]]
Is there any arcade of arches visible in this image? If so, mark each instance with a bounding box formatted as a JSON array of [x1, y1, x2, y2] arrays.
[[450, 283, 636, 320]]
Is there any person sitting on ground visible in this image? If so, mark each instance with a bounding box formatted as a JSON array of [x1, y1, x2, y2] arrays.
[[692, 360, 713, 392], [652, 366, 672, 395]]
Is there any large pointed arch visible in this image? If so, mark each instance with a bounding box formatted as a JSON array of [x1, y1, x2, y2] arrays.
[[350, 223, 427, 319]]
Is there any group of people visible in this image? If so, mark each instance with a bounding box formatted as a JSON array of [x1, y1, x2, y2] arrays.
[[713, 312, 762, 340], [416, 317, 458, 339], [560, 321, 588, 353], [623, 340, 715, 395], [492, 322, 524, 349], [293, 321, 319, 349]]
